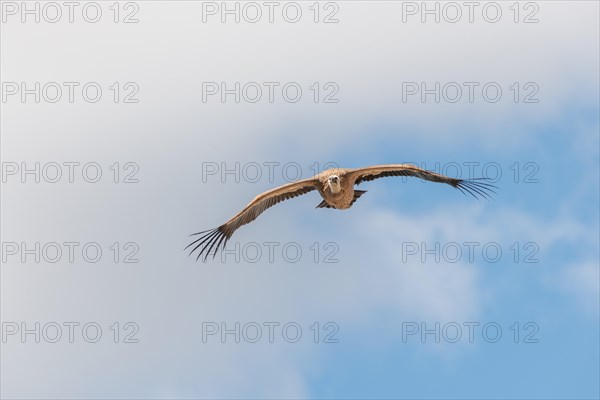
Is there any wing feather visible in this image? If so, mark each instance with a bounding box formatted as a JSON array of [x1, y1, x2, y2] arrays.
[[187, 178, 319, 261], [346, 164, 497, 199]]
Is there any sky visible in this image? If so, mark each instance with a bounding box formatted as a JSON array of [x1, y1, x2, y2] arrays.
[[1, 1, 599, 399]]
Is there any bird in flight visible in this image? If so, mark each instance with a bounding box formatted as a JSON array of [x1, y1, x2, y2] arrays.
[[187, 164, 496, 261]]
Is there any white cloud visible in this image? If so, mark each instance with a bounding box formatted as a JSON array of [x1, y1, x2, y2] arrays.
[[555, 261, 600, 318]]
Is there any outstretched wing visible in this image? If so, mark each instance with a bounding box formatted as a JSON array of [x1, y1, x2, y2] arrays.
[[345, 164, 497, 199], [187, 178, 320, 261]]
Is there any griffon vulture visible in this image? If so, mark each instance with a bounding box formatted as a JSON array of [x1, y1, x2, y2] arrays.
[[187, 164, 496, 261]]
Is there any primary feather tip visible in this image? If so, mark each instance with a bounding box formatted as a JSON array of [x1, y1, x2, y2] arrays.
[[185, 226, 228, 262], [454, 178, 497, 200]]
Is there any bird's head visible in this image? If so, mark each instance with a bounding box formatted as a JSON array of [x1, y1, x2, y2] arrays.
[[328, 175, 341, 193]]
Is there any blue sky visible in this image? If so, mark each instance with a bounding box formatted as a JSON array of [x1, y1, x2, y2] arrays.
[[1, 1, 599, 399], [264, 97, 600, 399]]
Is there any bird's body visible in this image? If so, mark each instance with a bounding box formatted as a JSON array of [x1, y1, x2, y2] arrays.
[[187, 164, 496, 261], [315, 168, 356, 209]]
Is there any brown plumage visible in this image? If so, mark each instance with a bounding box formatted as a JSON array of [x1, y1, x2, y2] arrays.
[[187, 164, 496, 261]]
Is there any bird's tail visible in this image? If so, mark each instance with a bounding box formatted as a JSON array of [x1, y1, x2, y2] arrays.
[[316, 200, 333, 208]]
